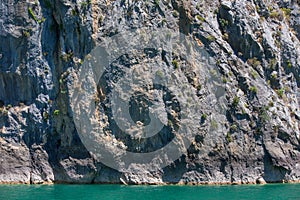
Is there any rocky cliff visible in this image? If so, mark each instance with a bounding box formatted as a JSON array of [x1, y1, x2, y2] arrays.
[[0, 0, 300, 184]]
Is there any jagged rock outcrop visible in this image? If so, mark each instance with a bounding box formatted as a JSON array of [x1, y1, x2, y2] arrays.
[[0, 0, 299, 184]]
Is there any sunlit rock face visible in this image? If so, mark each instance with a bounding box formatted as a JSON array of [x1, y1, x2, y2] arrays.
[[0, 0, 299, 184]]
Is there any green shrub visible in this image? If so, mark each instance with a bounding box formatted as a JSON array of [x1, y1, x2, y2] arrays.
[[207, 35, 216, 42], [173, 11, 179, 17], [287, 60, 292, 68], [232, 96, 240, 107], [209, 69, 218, 78], [260, 106, 270, 122], [172, 60, 179, 69], [28, 7, 38, 21], [250, 86, 258, 94], [196, 15, 205, 22], [223, 33, 229, 41], [230, 124, 238, 132], [23, 30, 30, 38], [53, 110, 60, 116], [226, 132, 233, 142], [250, 69, 258, 79], [197, 84, 202, 90], [38, 17, 46, 24], [247, 57, 261, 68], [43, 111, 49, 120], [220, 18, 229, 28], [71, 9, 78, 16], [1, 108, 8, 115], [81, 1, 90, 9], [28, 7, 45, 23], [256, 5, 260, 13], [270, 10, 279, 19], [214, 9, 219, 15], [281, 8, 291, 19], [270, 58, 277, 69], [201, 113, 207, 122], [156, 70, 164, 78], [211, 120, 218, 130], [277, 88, 284, 98], [271, 71, 277, 79], [61, 52, 73, 62]]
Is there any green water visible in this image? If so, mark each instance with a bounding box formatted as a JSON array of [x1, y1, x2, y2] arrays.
[[0, 184, 299, 200]]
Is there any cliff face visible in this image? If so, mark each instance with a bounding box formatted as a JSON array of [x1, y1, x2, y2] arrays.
[[0, 0, 300, 184]]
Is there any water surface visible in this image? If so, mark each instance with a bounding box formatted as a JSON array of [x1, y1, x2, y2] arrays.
[[0, 183, 299, 200]]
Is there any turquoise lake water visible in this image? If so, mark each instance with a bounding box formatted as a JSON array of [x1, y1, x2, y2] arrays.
[[0, 184, 299, 200]]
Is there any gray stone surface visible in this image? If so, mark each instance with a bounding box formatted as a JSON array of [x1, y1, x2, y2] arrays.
[[0, 0, 299, 184]]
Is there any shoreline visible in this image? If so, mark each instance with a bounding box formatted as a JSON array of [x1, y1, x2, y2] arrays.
[[0, 180, 299, 186]]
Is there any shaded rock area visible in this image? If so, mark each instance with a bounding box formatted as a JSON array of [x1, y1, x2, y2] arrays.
[[0, 0, 300, 184]]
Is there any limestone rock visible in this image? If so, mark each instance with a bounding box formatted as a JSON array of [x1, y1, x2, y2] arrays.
[[0, 0, 299, 184]]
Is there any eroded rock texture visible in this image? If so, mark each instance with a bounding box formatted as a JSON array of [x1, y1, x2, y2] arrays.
[[0, 0, 300, 184]]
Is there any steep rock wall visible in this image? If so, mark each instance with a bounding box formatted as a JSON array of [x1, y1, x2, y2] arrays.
[[0, 0, 299, 184]]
